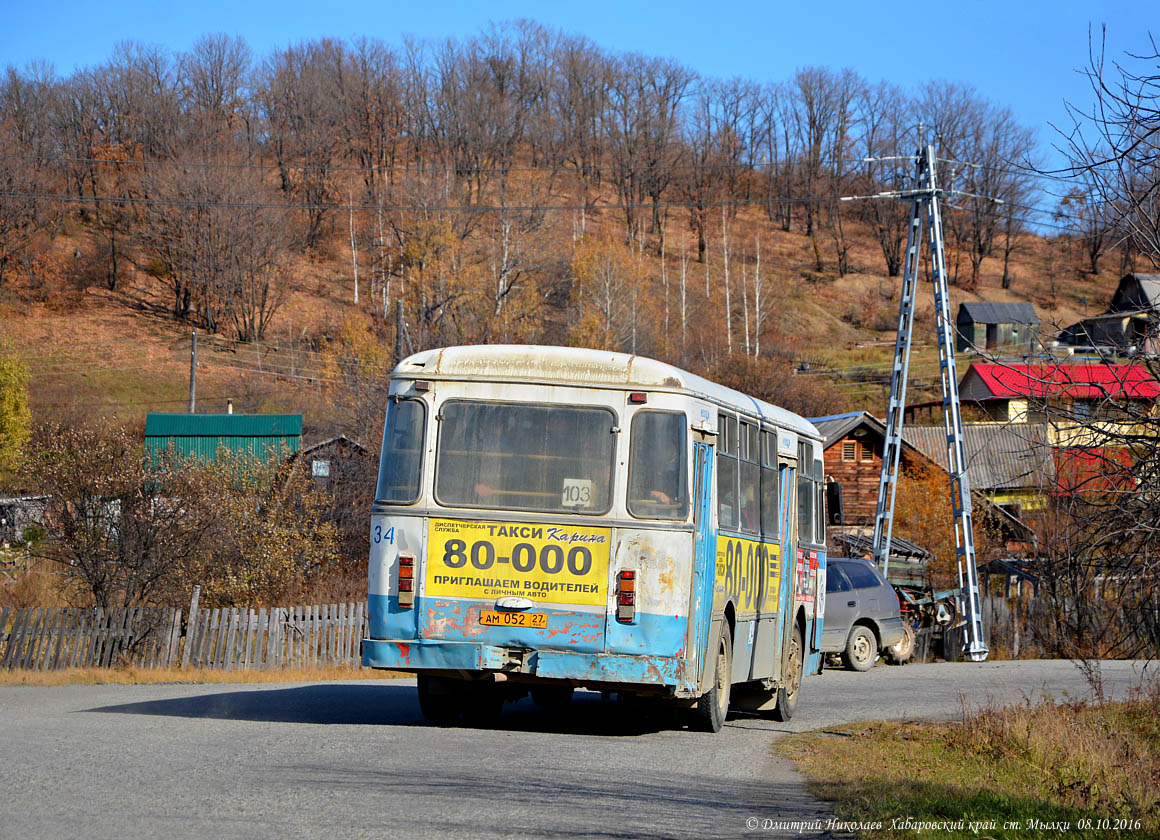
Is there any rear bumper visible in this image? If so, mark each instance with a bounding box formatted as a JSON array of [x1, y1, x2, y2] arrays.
[[362, 638, 687, 687], [877, 616, 906, 649]]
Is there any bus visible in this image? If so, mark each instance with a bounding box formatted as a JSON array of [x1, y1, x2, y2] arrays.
[[362, 345, 828, 732]]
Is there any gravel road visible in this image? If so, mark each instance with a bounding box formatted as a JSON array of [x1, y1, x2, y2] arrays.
[[0, 659, 1150, 839]]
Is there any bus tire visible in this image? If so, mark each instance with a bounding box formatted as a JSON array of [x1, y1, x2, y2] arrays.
[[417, 675, 459, 725], [694, 627, 732, 733], [532, 684, 575, 711], [461, 681, 504, 727], [771, 625, 803, 722]]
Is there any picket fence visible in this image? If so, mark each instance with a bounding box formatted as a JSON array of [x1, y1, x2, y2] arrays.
[[0, 600, 367, 672]]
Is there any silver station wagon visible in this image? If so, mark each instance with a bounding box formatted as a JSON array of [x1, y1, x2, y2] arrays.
[[822, 557, 907, 671]]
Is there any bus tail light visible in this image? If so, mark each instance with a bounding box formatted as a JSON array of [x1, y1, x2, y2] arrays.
[[617, 570, 636, 622], [398, 554, 415, 607]]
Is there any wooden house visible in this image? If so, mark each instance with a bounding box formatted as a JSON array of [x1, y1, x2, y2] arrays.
[[810, 411, 924, 526]]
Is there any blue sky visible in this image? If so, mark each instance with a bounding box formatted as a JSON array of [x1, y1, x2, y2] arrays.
[[1, 0, 1152, 166]]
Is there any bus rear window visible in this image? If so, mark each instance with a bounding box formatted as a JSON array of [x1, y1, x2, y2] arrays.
[[375, 399, 426, 503], [435, 401, 616, 514], [627, 411, 688, 520]]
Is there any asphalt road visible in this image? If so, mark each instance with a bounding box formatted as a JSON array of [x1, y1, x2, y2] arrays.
[[0, 659, 1151, 840]]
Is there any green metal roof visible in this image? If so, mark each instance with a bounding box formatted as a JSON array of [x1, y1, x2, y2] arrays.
[[145, 413, 302, 463]]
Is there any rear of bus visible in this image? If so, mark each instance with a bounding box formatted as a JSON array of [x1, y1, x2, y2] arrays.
[[361, 349, 699, 721]]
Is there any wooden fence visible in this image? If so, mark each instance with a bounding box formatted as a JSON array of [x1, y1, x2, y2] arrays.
[[0, 601, 367, 672]]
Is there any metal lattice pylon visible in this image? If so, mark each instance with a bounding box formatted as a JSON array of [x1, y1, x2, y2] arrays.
[[870, 144, 988, 662]]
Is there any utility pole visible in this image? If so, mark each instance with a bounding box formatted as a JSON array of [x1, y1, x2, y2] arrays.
[[843, 143, 989, 662], [188, 328, 198, 413], [395, 300, 406, 366]]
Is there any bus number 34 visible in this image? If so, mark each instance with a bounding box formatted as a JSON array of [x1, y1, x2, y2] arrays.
[[442, 539, 593, 576]]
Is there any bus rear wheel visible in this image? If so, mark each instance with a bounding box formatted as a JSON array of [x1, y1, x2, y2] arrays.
[[531, 684, 575, 711], [694, 627, 732, 733], [771, 626, 803, 722], [417, 674, 459, 725]]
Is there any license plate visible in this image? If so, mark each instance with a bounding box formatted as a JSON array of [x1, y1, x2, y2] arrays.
[[480, 610, 547, 629]]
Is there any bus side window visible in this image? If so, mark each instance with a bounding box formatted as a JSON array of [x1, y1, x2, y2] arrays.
[[717, 413, 739, 530], [760, 429, 780, 538], [797, 441, 815, 545], [738, 420, 760, 534], [627, 410, 688, 520]]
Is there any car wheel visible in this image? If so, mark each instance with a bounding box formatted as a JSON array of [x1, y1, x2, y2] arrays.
[[694, 626, 732, 732], [771, 625, 803, 722], [885, 623, 916, 665], [842, 625, 877, 672]]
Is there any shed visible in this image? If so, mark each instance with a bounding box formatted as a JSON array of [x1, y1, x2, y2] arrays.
[[1059, 273, 1160, 354], [280, 435, 370, 491], [955, 301, 1039, 354], [1109, 273, 1160, 313], [144, 413, 302, 464]]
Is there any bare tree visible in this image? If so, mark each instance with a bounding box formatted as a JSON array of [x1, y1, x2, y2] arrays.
[[854, 81, 914, 277], [177, 33, 253, 151], [550, 34, 610, 224], [0, 65, 59, 288], [257, 40, 345, 249], [136, 155, 289, 339], [606, 54, 695, 241], [1061, 29, 1160, 270]]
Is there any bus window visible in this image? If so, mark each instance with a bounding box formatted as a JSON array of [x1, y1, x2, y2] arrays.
[[797, 441, 815, 544], [760, 430, 780, 537], [628, 410, 688, 520], [375, 398, 426, 504], [815, 457, 826, 543], [434, 401, 616, 514], [738, 421, 760, 534], [719, 413, 737, 455]]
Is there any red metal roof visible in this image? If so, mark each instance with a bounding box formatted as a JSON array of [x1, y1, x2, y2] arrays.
[[963, 363, 1160, 400]]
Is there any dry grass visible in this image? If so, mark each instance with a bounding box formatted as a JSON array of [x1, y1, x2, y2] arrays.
[[0, 664, 406, 686], [779, 682, 1160, 839]]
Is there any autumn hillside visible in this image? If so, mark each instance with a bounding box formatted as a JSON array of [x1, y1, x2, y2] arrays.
[[0, 23, 1130, 468]]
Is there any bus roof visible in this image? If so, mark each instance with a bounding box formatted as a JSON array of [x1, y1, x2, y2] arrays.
[[395, 345, 820, 440]]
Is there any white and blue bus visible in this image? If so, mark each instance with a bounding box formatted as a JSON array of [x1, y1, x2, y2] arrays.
[[362, 346, 827, 731]]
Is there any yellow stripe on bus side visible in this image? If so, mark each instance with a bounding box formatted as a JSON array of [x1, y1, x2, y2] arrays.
[[714, 536, 782, 614]]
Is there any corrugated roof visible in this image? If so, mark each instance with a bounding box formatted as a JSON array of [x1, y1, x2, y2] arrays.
[[144, 413, 302, 462], [903, 423, 1054, 491], [145, 413, 303, 437], [1135, 275, 1160, 306], [1112, 273, 1160, 311], [957, 301, 1039, 324], [809, 411, 886, 448], [960, 363, 1160, 400]]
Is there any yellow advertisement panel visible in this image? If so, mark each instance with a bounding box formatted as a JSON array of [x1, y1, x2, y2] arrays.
[[426, 519, 611, 607], [715, 536, 781, 614]]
